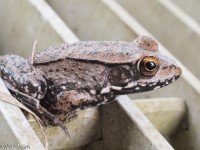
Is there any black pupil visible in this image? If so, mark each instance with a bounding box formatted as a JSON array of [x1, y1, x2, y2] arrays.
[[145, 61, 156, 71]]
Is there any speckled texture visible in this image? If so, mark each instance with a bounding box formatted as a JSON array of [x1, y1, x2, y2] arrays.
[[33, 36, 159, 64], [0, 36, 182, 131], [0, 55, 47, 99], [133, 35, 158, 51]]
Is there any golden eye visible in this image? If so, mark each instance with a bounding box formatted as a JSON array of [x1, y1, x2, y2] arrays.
[[137, 56, 159, 76]]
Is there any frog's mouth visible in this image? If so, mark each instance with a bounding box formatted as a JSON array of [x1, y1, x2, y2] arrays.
[[114, 62, 182, 95], [112, 74, 181, 95]]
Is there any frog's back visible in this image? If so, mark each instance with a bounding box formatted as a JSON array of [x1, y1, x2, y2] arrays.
[[33, 41, 143, 65]]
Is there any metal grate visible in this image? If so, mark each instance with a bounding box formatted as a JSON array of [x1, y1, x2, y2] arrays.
[[0, 0, 199, 149]]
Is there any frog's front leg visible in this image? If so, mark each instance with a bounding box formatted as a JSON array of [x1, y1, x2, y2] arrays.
[[43, 90, 102, 123]]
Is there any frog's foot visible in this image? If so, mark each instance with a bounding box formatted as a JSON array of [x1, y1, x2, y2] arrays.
[[56, 111, 78, 123], [65, 111, 78, 122], [38, 105, 70, 137], [34, 104, 70, 137]]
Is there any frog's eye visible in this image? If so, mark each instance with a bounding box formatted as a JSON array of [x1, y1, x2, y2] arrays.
[[137, 56, 159, 76]]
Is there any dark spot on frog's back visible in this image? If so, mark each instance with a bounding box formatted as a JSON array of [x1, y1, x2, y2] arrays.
[[162, 66, 168, 70], [89, 50, 98, 55], [48, 69, 53, 72], [125, 52, 130, 56]]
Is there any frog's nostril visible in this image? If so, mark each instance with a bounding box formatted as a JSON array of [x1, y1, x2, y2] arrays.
[[175, 66, 182, 77]]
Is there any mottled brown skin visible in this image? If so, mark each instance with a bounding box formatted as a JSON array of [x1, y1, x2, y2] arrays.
[[0, 36, 182, 135], [38, 60, 108, 121]]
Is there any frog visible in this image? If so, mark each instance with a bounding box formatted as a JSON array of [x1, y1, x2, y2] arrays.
[[0, 36, 181, 136]]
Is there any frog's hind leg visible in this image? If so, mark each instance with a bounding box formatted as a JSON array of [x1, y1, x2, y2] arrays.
[[0, 55, 47, 100], [0, 55, 69, 136], [10, 91, 70, 137]]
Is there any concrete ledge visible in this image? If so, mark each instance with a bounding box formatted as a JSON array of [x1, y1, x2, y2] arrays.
[[134, 98, 186, 137], [85, 96, 174, 150]]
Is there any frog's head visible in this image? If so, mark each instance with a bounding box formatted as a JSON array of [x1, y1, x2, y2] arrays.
[[101, 36, 182, 95]]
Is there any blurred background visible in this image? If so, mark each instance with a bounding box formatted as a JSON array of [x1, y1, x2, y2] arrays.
[[0, 0, 200, 150]]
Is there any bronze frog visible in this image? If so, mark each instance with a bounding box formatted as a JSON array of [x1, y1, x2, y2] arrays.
[[0, 36, 182, 135]]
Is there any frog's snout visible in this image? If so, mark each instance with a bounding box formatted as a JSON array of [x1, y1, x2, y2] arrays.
[[157, 62, 182, 85], [168, 64, 182, 79], [175, 65, 182, 77]]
